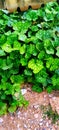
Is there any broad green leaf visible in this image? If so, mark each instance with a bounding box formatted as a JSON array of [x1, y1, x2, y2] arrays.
[[44, 13, 54, 21], [5, 31, 11, 36], [46, 86, 53, 93], [37, 9, 45, 17], [2, 64, 13, 70], [44, 39, 54, 54], [28, 59, 44, 73], [2, 43, 12, 53], [27, 44, 37, 55], [0, 49, 6, 56], [18, 34, 27, 42], [31, 25, 38, 32], [23, 10, 38, 21], [1, 93, 6, 100], [1, 58, 13, 70], [38, 51, 45, 60], [8, 105, 17, 113], [55, 27, 59, 32], [20, 44, 26, 54], [36, 42, 43, 51], [20, 58, 27, 66], [28, 59, 35, 69], [13, 21, 31, 33], [0, 102, 7, 115], [24, 69, 32, 76], [0, 83, 7, 90], [56, 47, 59, 57], [36, 30, 43, 40], [13, 41, 21, 50], [32, 85, 42, 93], [46, 48, 54, 54], [10, 75, 24, 84], [0, 35, 7, 46]]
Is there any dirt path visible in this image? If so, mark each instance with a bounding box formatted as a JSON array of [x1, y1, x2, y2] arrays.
[[0, 88, 59, 130]]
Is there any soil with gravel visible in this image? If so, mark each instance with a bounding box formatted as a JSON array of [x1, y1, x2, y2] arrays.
[[0, 88, 59, 130]]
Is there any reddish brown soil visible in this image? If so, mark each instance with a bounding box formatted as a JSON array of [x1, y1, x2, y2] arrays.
[[0, 88, 59, 130]]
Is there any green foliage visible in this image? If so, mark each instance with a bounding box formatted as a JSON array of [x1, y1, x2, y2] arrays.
[[0, 1, 59, 115], [32, 85, 43, 93]]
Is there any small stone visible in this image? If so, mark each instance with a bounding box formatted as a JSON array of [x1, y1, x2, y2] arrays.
[[44, 95, 47, 98], [33, 105, 39, 109], [40, 119, 43, 122], [21, 89, 27, 95], [17, 128, 23, 130], [46, 122, 49, 127], [42, 128, 46, 130], [24, 124, 27, 128], [39, 122, 43, 126], [17, 124, 20, 128], [10, 116, 13, 120], [27, 123, 31, 128], [34, 128, 40, 130], [0, 118, 3, 123], [17, 111, 21, 115], [13, 120, 16, 124], [24, 112, 27, 117], [52, 97, 56, 100], [48, 120, 51, 124], [48, 94, 52, 98], [34, 114, 38, 118]]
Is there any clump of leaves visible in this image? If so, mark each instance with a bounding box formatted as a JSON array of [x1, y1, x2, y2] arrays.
[[43, 105, 59, 124], [0, 1, 59, 115]]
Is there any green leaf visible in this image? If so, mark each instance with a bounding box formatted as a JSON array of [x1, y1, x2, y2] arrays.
[[24, 69, 32, 76], [37, 8, 45, 17], [23, 10, 38, 21], [20, 58, 27, 66], [36, 42, 43, 51], [0, 49, 6, 56], [19, 44, 26, 54], [44, 13, 54, 21], [0, 83, 6, 90], [18, 34, 27, 42], [27, 44, 37, 55], [10, 75, 24, 84], [35, 76, 47, 85], [32, 85, 42, 93], [56, 47, 59, 57], [8, 104, 17, 113], [13, 21, 31, 33], [0, 102, 7, 115], [46, 48, 54, 55], [44, 39, 54, 54], [46, 86, 53, 93], [38, 51, 45, 60], [31, 25, 38, 32], [13, 41, 21, 50], [2, 43, 12, 53], [1, 93, 6, 100], [28, 59, 44, 73], [18, 94, 29, 107], [5, 31, 11, 36], [4, 82, 15, 95], [36, 30, 43, 40]]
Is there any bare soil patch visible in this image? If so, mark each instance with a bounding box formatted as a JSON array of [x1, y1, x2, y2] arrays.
[[0, 88, 59, 130]]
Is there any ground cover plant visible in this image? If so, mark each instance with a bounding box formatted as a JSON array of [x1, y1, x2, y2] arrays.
[[41, 104, 59, 124], [0, 1, 59, 115]]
